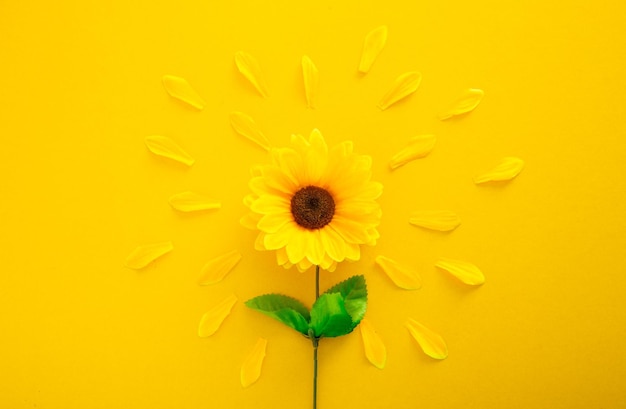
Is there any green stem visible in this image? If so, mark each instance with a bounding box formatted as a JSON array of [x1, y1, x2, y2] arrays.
[[313, 336, 318, 409], [313, 265, 320, 409], [315, 265, 320, 300]]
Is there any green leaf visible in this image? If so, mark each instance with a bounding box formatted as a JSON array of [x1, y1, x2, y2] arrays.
[[245, 294, 310, 335], [309, 293, 355, 338], [323, 275, 368, 326]]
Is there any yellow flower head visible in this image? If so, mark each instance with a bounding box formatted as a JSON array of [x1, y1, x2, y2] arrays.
[[242, 129, 382, 272]]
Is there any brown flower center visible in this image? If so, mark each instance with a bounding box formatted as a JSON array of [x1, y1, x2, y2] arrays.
[[290, 186, 335, 230]]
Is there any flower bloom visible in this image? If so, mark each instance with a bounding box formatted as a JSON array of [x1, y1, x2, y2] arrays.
[[242, 129, 382, 272]]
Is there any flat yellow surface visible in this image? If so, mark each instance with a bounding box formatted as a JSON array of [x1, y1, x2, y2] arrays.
[[2, 1, 626, 408]]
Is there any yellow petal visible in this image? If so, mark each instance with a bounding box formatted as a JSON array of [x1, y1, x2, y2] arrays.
[[375, 255, 422, 290], [409, 210, 461, 232], [161, 75, 206, 110], [343, 241, 361, 262], [198, 250, 242, 285], [145, 135, 194, 166], [240, 213, 259, 230], [257, 211, 292, 234], [198, 294, 238, 337], [377, 71, 422, 110], [125, 241, 173, 269], [320, 226, 347, 263], [302, 55, 319, 108], [438, 88, 484, 120], [263, 223, 295, 250], [405, 318, 448, 360], [474, 157, 525, 184], [360, 319, 386, 369], [234, 51, 269, 98], [304, 230, 325, 266], [241, 337, 267, 388], [285, 228, 307, 265], [436, 257, 485, 285], [389, 135, 436, 170], [230, 111, 271, 151], [359, 25, 388, 74], [250, 194, 290, 214], [168, 192, 221, 212], [332, 215, 375, 244]]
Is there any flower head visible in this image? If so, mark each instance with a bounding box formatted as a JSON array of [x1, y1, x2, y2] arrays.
[[242, 129, 382, 272]]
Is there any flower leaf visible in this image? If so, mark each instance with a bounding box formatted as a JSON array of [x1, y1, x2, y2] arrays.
[[309, 293, 355, 338], [245, 294, 310, 335], [323, 275, 368, 326]]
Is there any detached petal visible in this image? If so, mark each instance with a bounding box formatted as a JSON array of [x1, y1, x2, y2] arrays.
[[439, 88, 484, 120], [125, 241, 173, 270], [378, 71, 422, 110], [360, 319, 387, 369], [409, 210, 461, 232], [235, 51, 269, 97], [474, 157, 524, 184], [198, 294, 238, 337], [198, 250, 242, 285], [162, 75, 206, 110], [358, 26, 388, 74], [302, 55, 319, 108], [405, 318, 448, 360], [230, 111, 271, 151], [389, 135, 436, 170], [375, 255, 422, 290], [169, 192, 221, 212], [145, 136, 194, 166], [436, 257, 485, 285], [241, 338, 268, 388]]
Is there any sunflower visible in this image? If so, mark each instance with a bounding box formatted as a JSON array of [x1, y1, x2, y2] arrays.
[[241, 129, 382, 272]]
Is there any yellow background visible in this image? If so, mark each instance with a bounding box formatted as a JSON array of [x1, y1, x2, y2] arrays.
[[2, 1, 625, 408]]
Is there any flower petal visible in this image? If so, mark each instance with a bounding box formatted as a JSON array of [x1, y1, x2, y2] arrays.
[[305, 230, 325, 265], [275, 247, 289, 267], [263, 221, 299, 250], [358, 26, 388, 74], [125, 241, 173, 270], [240, 213, 259, 230], [378, 71, 422, 110], [230, 111, 271, 151], [343, 241, 361, 261], [320, 226, 347, 262], [241, 338, 268, 388], [285, 227, 307, 265], [389, 135, 436, 170], [145, 136, 194, 166], [360, 318, 387, 369], [296, 257, 313, 272], [162, 75, 206, 110], [474, 157, 525, 184], [405, 318, 448, 360], [302, 55, 319, 108], [169, 192, 221, 212], [198, 250, 242, 285], [436, 257, 485, 285], [250, 194, 290, 215], [274, 147, 305, 187], [409, 210, 461, 232], [438, 88, 484, 120], [304, 129, 329, 183], [254, 233, 267, 251], [257, 211, 293, 234], [198, 294, 237, 337], [331, 216, 376, 244], [235, 51, 269, 97], [259, 166, 298, 195], [375, 255, 422, 290]]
